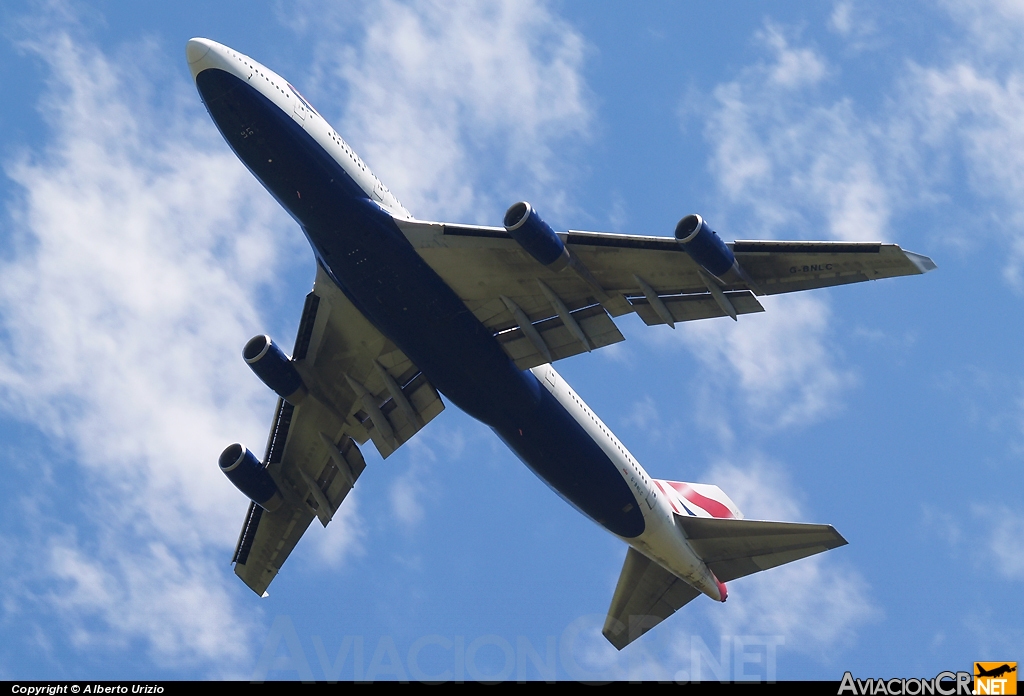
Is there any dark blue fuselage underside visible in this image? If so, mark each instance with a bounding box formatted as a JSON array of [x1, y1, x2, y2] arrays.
[[196, 68, 645, 538]]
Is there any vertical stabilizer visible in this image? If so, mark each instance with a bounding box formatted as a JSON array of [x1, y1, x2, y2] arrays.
[[654, 479, 744, 519]]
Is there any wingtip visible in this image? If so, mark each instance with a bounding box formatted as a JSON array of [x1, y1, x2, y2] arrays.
[[904, 250, 937, 273]]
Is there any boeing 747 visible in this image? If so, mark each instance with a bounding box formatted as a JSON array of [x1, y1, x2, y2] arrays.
[[188, 37, 935, 649]]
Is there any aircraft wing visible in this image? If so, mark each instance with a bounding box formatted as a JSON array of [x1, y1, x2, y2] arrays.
[[231, 263, 445, 596], [399, 219, 935, 370]]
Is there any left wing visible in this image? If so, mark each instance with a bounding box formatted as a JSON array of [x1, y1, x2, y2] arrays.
[[231, 263, 445, 595], [399, 218, 934, 370]]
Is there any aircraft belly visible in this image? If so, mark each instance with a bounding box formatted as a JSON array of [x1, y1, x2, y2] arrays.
[[196, 70, 367, 228], [197, 65, 644, 538], [494, 386, 646, 539]]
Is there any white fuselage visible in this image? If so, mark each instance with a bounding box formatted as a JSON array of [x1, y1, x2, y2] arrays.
[[529, 365, 727, 602]]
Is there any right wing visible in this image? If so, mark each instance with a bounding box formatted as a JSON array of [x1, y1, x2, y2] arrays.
[[399, 219, 935, 371], [231, 263, 445, 596]]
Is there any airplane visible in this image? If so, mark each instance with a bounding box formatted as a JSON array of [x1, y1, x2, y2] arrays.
[[187, 37, 936, 650], [975, 664, 1017, 679]]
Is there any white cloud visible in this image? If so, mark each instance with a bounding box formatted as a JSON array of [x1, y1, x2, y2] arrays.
[[828, 1, 878, 50], [0, 30, 300, 671], [389, 462, 430, 529], [758, 23, 829, 90], [678, 295, 855, 430], [291, 0, 592, 223], [699, 103, 898, 476], [707, 551, 877, 656], [829, 2, 856, 36], [925, 487, 1024, 583], [704, 59, 890, 243], [703, 459, 804, 522], [940, 0, 1024, 53], [971, 505, 1024, 580], [45, 541, 254, 668], [311, 494, 366, 567], [899, 61, 1024, 286], [623, 396, 662, 437], [921, 503, 964, 550], [703, 9, 1024, 288], [385, 422, 471, 530]]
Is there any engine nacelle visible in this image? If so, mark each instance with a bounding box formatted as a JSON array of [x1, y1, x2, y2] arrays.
[[675, 214, 737, 279], [243, 334, 307, 404], [503, 201, 571, 271], [219, 443, 283, 512]]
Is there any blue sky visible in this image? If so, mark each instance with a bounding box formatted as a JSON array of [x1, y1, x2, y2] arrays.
[[1, 0, 1021, 682]]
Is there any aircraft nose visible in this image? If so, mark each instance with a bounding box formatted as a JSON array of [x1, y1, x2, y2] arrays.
[[186, 38, 212, 65]]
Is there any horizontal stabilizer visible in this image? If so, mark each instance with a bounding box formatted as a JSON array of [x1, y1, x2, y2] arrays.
[[602, 517, 847, 650], [602, 547, 700, 651], [675, 515, 848, 583]]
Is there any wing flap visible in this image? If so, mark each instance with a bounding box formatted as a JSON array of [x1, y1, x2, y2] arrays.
[[675, 516, 848, 583], [316, 433, 366, 517], [231, 502, 262, 566], [603, 547, 700, 650], [566, 231, 704, 298], [234, 499, 317, 596], [630, 291, 765, 326], [401, 220, 626, 329], [496, 303, 625, 370], [300, 264, 446, 458]]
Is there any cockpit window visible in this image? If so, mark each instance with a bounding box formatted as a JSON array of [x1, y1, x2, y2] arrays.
[[287, 83, 320, 118]]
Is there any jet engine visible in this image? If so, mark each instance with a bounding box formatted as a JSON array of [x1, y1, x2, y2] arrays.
[[675, 214, 737, 279], [219, 443, 283, 512], [243, 334, 307, 404], [503, 201, 571, 271]]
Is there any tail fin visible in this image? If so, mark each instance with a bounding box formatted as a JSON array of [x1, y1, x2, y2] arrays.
[[654, 479, 744, 519]]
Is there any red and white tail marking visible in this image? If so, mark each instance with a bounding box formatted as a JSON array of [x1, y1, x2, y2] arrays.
[[653, 480, 744, 519]]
